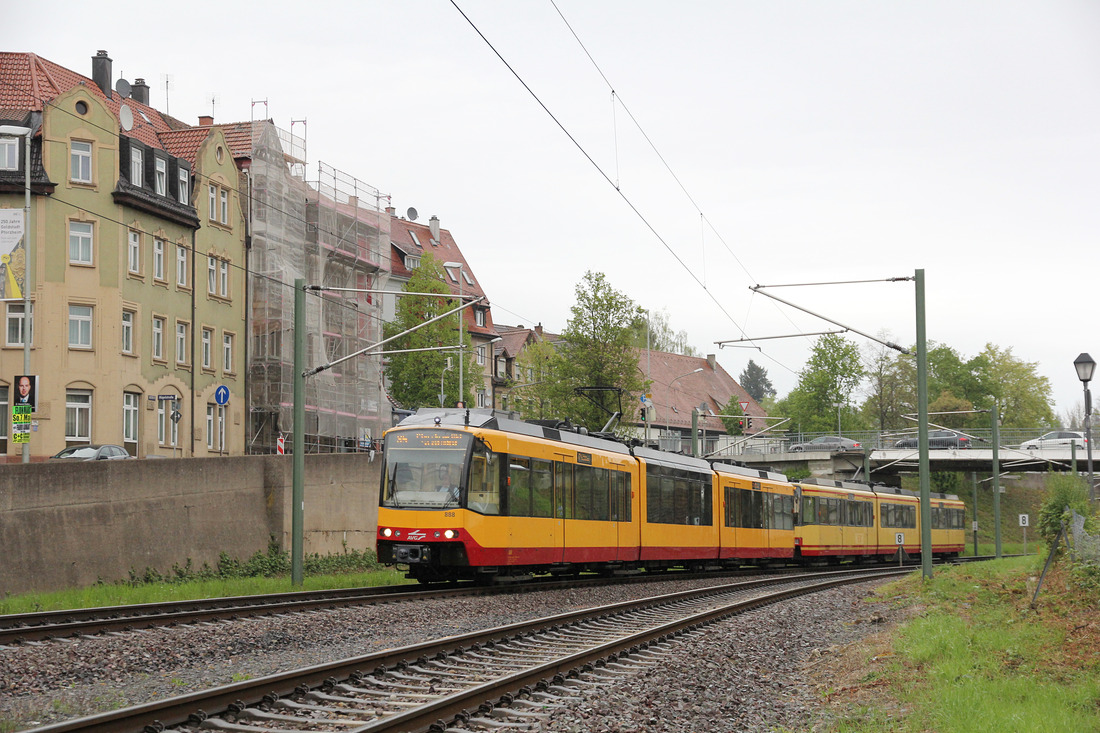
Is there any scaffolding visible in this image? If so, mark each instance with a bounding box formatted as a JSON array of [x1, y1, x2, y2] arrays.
[[246, 120, 390, 453]]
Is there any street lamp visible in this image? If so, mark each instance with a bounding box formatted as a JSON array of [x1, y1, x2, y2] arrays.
[[1074, 352, 1095, 501], [1, 124, 32, 464], [665, 367, 703, 449], [439, 358, 452, 407], [443, 261, 464, 406], [833, 401, 842, 436]]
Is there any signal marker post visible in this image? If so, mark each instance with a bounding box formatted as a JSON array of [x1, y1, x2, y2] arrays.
[[1020, 513, 1029, 556]]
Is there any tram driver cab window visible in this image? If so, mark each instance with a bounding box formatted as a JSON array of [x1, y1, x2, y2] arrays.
[[435, 464, 461, 504]]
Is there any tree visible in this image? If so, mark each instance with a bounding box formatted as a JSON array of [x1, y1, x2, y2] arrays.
[[549, 271, 646, 432], [509, 338, 559, 420], [978, 343, 1056, 428], [775, 334, 865, 434], [718, 395, 745, 436], [383, 253, 477, 409], [860, 337, 915, 431], [738, 360, 775, 403], [629, 308, 699, 356]]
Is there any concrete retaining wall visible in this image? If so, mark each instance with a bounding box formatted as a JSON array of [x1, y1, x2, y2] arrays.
[[0, 453, 380, 597]]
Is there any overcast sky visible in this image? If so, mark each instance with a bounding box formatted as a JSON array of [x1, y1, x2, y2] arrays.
[[14, 1, 1100, 419]]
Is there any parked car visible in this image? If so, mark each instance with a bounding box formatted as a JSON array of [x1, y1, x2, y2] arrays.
[[50, 444, 133, 461], [1020, 431, 1087, 450], [894, 430, 971, 450], [789, 435, 862, 452]]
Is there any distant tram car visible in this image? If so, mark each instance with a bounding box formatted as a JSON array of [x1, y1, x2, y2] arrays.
[[376, 408, 965, 583]]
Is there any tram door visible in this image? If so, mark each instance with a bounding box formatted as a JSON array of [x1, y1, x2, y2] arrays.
[[551, 459, 569, 563]]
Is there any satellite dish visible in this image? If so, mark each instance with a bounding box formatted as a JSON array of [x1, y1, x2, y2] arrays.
[[115, 78, 132, 99], [406, 207, 418, 221], [119, 104, 134, 132]]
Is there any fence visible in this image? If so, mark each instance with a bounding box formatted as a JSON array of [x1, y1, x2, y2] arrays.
[[716, 428, 1068, 456], [1070, 509, 1100, 565]]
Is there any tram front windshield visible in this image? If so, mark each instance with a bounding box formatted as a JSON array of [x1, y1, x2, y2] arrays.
[[382, 430, 471, 510]]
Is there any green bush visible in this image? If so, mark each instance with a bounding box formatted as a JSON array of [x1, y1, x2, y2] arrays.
[[1037, 473, 1091, 549]]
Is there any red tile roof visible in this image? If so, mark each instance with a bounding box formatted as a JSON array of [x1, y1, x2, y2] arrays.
[[640, 350, 763, 433], [0, 52, 179, 150], [159, 127, 211, 163]]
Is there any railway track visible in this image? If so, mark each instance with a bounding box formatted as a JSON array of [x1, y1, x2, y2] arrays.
[[1, 557, 990, 646], [27, 566, 909, 733]]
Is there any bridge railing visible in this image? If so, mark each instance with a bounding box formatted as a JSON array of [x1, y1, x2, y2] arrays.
[[718, 428, 1069, 456]]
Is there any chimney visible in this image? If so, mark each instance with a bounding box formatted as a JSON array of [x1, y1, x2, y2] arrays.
[[535, 323, 543, 337], [91, 50, 112, 98], [707, 354, 716, 371], [347, 196, 358, 208], [385, 205, 396, 216], [131, 78, 150, 105], [429, 215, 440, 242], [198, 115, 214, 127]]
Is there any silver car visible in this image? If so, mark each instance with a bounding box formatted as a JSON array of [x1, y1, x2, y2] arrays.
[[1020, 431, 1087, 450], [789, 436, 862, 452]]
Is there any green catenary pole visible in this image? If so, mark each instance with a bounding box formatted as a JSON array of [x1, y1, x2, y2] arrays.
[[292, 278, 305, 586], [992, 401, 1001, 558], [971, 471, 979, 557], [916, 269, 932, 579]]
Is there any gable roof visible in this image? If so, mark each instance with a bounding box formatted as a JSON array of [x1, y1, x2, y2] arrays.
[[640, 350, 764, 433]]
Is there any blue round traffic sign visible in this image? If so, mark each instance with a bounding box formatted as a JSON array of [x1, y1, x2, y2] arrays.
[[215, 385, 230, 405]]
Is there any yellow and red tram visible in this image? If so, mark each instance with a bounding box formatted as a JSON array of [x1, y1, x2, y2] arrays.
[[376, 408, 966, 582]]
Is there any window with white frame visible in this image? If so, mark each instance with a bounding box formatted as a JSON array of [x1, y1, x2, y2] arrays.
[[0, 137, 17, 171], [175, 321, 189, 365], [178, 167, 190, 205], [123, 392, 140, 444], [70, 140, 92, 182], [6, 303, 32, 347], [206, 404, 226, 451], [121, 310, 134, 354], [476, 345, 486, 365], [131, 146, 143, 187], [477, 390, 488, 408], [65, 389, 92, 441], [219, 189, 228, 224], [69, 221, 93, 264], [152, 316, 165, 360], [201, 328, 212, 368], [0, 385, 7, 439], [475, 309, 486, 327], [153, 239, 165, 280], [208, 185, 217, 221], [154, 158, 167, 195], [128, 231, 140, 273], [206, 404, 215, 449], [176, 245, 188, 287], [207, 256, 217, 293], [222, 332, 234, 372], [68, 305, 93, 348], [218, 260, 229, 297]]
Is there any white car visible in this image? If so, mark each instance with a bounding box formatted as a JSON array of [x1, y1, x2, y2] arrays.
[[1020, 431, 1087, 450]]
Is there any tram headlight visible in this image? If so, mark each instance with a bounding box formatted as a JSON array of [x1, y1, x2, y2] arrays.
[[381, 527, 392, 538], [443, 529, 458, 539]]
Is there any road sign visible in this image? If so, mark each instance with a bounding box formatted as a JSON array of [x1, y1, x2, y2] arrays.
[[214, 385, 230, 405], [277, 435, 285, 455], [739, 401, 749, 411], [1019, 514, 1029, 527], [170, 410, 182, 424]]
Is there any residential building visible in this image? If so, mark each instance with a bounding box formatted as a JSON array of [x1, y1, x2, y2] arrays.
[[0, 51, 246, 460], [491, 323, 559, 416]]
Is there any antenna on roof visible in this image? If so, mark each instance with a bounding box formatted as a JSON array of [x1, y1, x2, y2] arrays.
[[115, 78, 132, 100], [210, 93, 218, 118], [161, 73, 173, 115], [406, 207, 419, 221]]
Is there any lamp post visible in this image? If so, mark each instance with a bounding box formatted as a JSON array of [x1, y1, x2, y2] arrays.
[[1074, 352, 1095, 502], [666, 367, 703, 450], [833, 401, 842, 436], [1, 124, 32, 464], [439, 358, 452, 407], [443, 261, 464, 406]]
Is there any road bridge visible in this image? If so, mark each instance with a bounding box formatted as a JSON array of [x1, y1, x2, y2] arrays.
[[734, 447, 1091, 483]]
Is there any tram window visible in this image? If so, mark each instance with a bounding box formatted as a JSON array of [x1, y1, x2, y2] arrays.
[[771, 493, 787, 530], [591, 467, 610, 521], [610, 471, 631, 522], [507, 457, 532, 516], [467, 454, 500, 515], [531, 459, 553, 517], [724, 486, 737, 527], [574, 464, 593, 519], [555, 461, 573, 519], [741, 488, 760, 529], [801, 496, 816, 525]]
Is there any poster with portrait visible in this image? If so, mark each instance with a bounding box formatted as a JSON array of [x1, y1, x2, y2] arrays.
[[0, 209, 26, 301]]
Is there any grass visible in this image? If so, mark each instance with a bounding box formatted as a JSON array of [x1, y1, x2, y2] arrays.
[[0, 568, 410, 616], [820, 555, 1100, 732]]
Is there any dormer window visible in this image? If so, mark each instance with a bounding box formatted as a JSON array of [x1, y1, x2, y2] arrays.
[[475, 309, 486, 327], [178, 168, 190, 205], [462, 271, 474, 286], [155, 157, 167, 196], [406, 255, 420, 270], [0, 137, 17, 171], [408, 230, 421, 247], [131, 145, 143, 187]]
